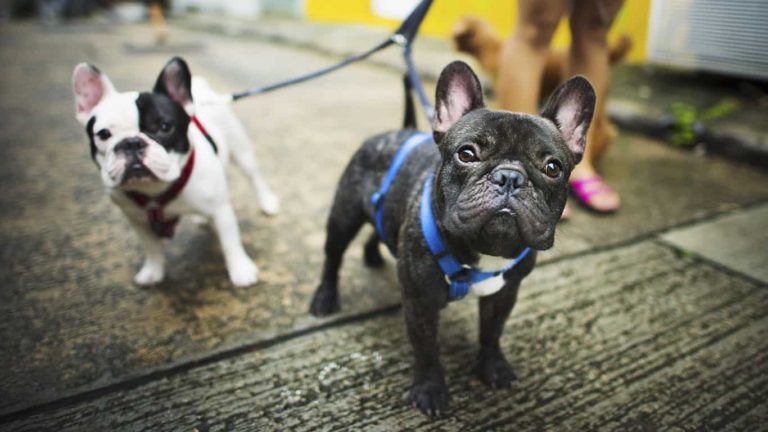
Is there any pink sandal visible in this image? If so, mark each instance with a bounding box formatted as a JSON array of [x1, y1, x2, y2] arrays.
[[569, 175, 620, 214]]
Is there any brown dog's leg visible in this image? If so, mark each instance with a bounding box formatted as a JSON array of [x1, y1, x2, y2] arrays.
[[452, 16, 503, 78]]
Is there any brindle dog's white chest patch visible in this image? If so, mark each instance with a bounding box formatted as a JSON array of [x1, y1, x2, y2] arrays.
[[471, 254, 512, 297]]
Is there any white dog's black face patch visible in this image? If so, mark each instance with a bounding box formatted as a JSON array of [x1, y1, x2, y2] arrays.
[[135, 91, 191, 154]]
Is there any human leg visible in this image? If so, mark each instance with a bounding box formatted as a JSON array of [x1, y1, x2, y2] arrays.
[[567, 0, 625, 212]]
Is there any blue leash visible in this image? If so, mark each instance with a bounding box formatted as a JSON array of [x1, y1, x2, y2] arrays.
[[419, 174, 531, 301], [371, 132, 433, 249]]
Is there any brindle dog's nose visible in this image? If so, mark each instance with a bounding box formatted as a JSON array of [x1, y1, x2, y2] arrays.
[[491, 168, 526, 194], [115, 137, 147, 154]]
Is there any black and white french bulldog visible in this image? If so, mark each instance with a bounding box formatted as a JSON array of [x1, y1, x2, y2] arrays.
[[73, 57, 279, 287], [309, 61, 595, 416]]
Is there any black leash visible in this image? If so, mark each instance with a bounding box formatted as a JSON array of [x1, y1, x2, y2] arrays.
[[231, 38, 391, 101], [230, 0, 434, 122]]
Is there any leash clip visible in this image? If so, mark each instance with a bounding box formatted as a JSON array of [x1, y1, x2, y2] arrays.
[[444, 265, 472, 286], [146, 200, 160, 211], [371, 191, 383, 207], [390, 34, 407, 47], [446, 269, 472, 300]]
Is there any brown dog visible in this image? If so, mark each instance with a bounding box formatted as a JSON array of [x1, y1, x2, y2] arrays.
[[452, 16, 631, 152]]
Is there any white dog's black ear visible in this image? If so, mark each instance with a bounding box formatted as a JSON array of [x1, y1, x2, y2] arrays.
[[432, 61, 485, 144], [154, 57, 194, 115], [540, 75, 596, 164], [72, 63, 117, 125]]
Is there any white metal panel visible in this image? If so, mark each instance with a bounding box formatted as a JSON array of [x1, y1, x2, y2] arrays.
[[648, 0, 768, 80]]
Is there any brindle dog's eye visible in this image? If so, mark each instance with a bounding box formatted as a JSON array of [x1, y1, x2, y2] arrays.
[[457, 146, 478, 163], [543, 161, 562, 178], [159, 122, 174, 133], [96, 129, 111, 141]]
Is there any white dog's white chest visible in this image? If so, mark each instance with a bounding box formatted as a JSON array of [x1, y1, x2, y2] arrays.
[[470, 255, 512, 297]]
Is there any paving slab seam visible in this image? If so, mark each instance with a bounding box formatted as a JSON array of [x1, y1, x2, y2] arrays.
[[654, 238, 768, 289], [0, 305, 401, 425], [542, 196, 768, 269]]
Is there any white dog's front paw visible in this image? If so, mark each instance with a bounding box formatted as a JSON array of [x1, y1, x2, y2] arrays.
[[228, 257, 259, 287], [259, 191, 280, 216], [134, 262, 164, 286]]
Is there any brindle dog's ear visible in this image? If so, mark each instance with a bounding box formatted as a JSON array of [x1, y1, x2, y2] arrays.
[[154, 57, 194, 116], [432, 61, 485, 144], [540, 75, 596, 164]]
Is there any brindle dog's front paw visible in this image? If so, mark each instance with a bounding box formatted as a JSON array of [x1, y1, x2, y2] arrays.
[[309, 283, 339, 317], [476, 349, 517, 388], [409, 379, 450, 417]]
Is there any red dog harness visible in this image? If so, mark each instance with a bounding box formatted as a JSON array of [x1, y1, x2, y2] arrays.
[[125, 147, 195, 238], [124, 116, 214, 238]]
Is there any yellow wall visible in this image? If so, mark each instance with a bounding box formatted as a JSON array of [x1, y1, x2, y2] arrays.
[[305, 0, 651, 62]]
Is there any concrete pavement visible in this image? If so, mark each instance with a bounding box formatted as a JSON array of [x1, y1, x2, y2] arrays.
[[0, 18, 766, 431]]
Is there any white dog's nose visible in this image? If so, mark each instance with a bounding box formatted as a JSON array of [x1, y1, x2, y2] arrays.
[[115, 137, 147, 154]]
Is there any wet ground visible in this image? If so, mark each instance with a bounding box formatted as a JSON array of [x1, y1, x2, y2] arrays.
[[0, 20, 767, 431]]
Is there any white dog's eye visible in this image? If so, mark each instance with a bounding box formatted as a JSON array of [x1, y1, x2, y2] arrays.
[[96, 129, 111, 141], [159, 122, 174, 133]]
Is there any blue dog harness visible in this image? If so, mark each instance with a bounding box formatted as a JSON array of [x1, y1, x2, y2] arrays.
[[419, 174, 531, 300], [371, 131, 531, 301], [371, 132, 432, 247]]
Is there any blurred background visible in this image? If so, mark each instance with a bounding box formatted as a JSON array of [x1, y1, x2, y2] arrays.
[[6, 0, 767, 76]]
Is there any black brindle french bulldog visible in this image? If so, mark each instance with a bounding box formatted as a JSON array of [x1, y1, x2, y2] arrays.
[[309, 61, 595, 416]]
